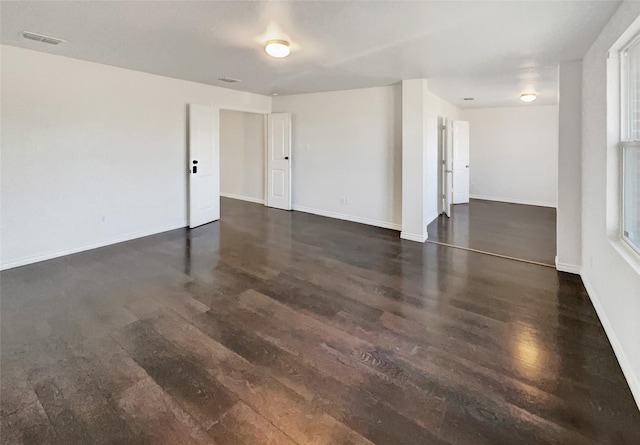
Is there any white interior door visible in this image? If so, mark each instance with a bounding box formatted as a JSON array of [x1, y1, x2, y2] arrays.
[[443, 119, 453, 217], [452, 120, 470, 204], [266, 113, 292, 210], [188, 104, 219, 228]]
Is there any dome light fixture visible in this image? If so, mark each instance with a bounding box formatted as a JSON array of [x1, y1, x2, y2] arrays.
[[520, 92, 537, 103], [265, 40, 290, 58]]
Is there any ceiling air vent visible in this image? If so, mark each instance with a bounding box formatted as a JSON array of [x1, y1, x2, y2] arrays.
[[218, 77, 241, 83], [22, 31, 66, 45]]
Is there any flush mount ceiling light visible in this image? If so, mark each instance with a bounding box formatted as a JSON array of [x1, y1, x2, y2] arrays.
[[520, 93, 537, 103], [265, 40, 290, 58]]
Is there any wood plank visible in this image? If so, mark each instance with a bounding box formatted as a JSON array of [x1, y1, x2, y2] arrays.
[[1, 197, 638, 444], [208, 401, 298, 445], [150, 310, 374, 445]]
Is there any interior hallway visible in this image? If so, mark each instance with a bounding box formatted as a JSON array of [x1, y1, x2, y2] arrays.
[[428, 199, 557, 266], [2, 198, 638, 444]]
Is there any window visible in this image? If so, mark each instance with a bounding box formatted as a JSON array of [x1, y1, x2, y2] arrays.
[[621, 35, 640, 253]]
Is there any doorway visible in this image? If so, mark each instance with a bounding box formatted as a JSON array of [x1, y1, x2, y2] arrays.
[[188, 107, 292, 227], [429, 113, 557, 267], [219, 109, 266, 205], [218, 110, 292, 210], [438, 118, 469, 217]]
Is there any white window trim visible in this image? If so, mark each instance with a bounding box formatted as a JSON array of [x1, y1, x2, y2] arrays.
[[607, 17, 640, 276], [619, 32, 640, 257], [619, 34, 640, 141], [620, 141, 640, 256]]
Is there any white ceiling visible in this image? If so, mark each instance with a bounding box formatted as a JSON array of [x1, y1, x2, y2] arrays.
[[0, 1, 621, 108]]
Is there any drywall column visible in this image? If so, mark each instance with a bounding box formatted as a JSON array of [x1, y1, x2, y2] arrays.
[[556, 60, 583, 273], [401, 79, 429, 242]]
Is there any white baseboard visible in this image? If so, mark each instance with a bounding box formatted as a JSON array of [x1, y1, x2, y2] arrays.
[[581, 273, 640, 411], [555, 256, 581, 274], [0, 222, 186, 271], [400, 232, 428, 243], [469, 194, 557, 209], [220, 192, 265, 205], [292, 205, 401, 231]]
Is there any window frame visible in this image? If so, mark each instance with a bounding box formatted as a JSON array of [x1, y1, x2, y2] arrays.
[[620, 142, 640, 255], [620, 33, 640, 256]]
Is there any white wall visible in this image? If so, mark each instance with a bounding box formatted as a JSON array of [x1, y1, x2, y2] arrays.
[[461, 105, 559, 207], [425, 90, 461, 123], [401, 79, 429, 241], [581, 1, 640, 408], [0, 45, 271, 269], [272, 86, 402, 230], [220, 110, 265, 203], [557, 61, 583, 273]]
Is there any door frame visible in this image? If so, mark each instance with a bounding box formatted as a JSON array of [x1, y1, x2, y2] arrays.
[[438, 116, 453, 217]]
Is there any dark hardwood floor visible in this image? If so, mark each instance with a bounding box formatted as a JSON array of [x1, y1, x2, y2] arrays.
[[2, 197, 639, 444], [427, 199, 557, 265]]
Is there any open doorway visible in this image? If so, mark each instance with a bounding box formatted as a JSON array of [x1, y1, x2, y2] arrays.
[[187, 106, 292, 230], [218, 109, 292, 210], [219, 109, 266, 205], [429, 107, 558, 267]]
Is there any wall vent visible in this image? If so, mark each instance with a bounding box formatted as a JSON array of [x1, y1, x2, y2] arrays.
[[218, 77, 241, 83], [22, 31, 67, 45]]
